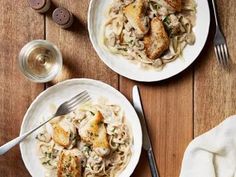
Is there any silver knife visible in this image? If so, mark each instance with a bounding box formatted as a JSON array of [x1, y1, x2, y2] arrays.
[[132, 85, 159, 177]]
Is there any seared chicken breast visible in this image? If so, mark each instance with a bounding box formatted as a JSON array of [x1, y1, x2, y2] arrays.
[[79, 111, 110, 156], [157, 0, 182, 12], [165, 0, 182, 12], [144, 17, 169, 59], [52, 120, 77, 148], [123, 0, 149, 35], [57, 151, 81, 177]]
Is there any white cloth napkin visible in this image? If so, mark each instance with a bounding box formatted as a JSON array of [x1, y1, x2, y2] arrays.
[[180, 115, 236, 177]]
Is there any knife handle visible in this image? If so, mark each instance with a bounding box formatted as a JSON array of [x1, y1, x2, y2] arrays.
[[147, 148, 159, 177]]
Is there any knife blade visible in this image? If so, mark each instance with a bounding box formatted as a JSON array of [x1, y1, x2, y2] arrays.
[[132, 85, 159, 177], [132, 85, 151, 150]]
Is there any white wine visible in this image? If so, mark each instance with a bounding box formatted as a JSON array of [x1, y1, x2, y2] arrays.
[[19, 40, 62, 83], [26, 46, 57, 77]]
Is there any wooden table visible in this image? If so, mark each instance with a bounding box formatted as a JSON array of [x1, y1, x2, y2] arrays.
[[0, 0, 235, 176]]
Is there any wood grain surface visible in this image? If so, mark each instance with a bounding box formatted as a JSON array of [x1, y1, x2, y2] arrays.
[[0, 0, 235, 177], [194, 0, 236, 137], [0, 1, 44, 176], [46, 0, 118, 88], [120, 72, 193, 177]]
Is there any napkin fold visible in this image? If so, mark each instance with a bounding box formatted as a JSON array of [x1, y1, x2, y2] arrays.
[[180, 115, 236, 177]]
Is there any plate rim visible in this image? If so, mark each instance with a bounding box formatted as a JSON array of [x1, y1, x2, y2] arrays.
[[19, 78, 142, 177], [87, 0, 210, 82]]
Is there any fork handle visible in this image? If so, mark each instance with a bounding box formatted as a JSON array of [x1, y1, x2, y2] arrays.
[[211, 0, 219, 27], [0, 133, 31, 155], [0, 115, 54, 155]]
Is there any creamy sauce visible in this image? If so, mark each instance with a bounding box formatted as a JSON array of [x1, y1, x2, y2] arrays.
[[36, 99, 132, 177], [102, 0, 197, 70]]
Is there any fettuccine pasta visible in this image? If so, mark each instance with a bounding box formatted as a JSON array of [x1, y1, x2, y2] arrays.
[[36, 98, 132, 177], [102, 0, 196, 69]]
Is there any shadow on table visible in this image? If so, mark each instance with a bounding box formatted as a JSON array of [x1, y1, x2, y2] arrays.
[[48, 56, 81, 87], [67, 15, 87, 35], [44, 1, 87, 35]]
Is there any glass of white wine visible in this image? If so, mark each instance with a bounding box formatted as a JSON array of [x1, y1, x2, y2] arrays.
[[18, 40, 62, 83]]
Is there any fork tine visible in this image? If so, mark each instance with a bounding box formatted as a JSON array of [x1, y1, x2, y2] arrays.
[[67, 92, 89, 107], [223, 44, 229, 59], [214, 46, 221, 64], [221, 44, 229, 69], [55, 91, 91, 116], [70, 97, 91, 109], [217, 45, 224, 66], [67, 96, 91, 111], [223, 44, 229, 63], [68, 95, 91, 109], [220, 44, 228, 68], [67, 90, 87, 103]]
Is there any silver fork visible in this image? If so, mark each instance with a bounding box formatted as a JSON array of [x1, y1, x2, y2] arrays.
[[0, 90, 91, 155], [212, 0, 229, 67]]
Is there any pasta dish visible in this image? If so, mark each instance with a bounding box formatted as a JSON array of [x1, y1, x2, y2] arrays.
[[102, 0, 196, 69], [36, 98, 132, 177]]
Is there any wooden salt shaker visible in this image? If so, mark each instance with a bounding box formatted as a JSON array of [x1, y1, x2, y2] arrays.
[[52, 7, 74, 29], [28, 0, 51, 13]]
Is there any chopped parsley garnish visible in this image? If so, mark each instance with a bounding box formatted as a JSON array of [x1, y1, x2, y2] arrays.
[[163, 16, 171, 25], [42, 160, 51, 166], [90, 111, 95, 115]]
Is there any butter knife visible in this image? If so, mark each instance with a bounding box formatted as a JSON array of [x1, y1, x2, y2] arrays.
[[132, 85, 159, 177]]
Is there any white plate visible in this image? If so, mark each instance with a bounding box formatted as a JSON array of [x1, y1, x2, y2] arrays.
[[88, 0, 210, 82], [20, 79, 142, 177]]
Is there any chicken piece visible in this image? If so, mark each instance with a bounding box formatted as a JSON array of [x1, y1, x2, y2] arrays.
[[123, 0, 149, 35], [165, 0, 182, 12], [157, 0, 182, 12], [57, 151, 81, 177], [79, 111, 110, 156], [144, 17, 169, 59], [52, 120, 76, 148]]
